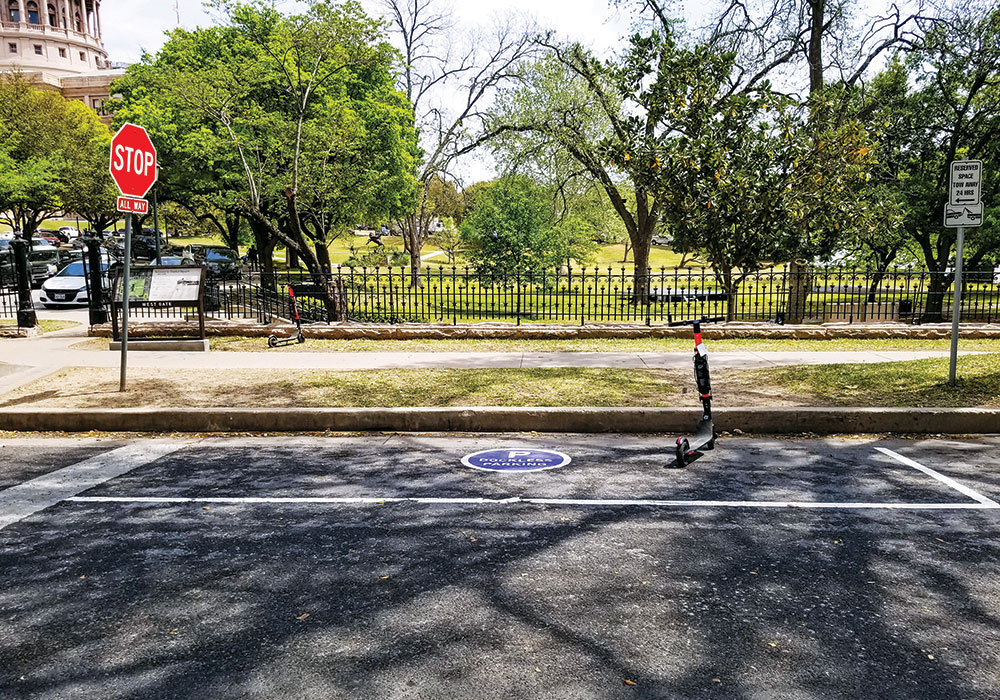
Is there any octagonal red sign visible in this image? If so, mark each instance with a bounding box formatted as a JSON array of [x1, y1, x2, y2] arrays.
[[109, 122, 158, 199]]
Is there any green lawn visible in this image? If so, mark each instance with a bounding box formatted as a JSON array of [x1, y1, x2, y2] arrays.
[[591, 244, 702, 269], [7, 355, 999, 409], [753, 354, 1000, 407], [0, 219, 92, 233], [161, 230, 699, 272], [0, 319, 81, 333]]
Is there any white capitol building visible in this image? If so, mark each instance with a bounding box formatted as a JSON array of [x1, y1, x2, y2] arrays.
[[0, 0, 121, 120]]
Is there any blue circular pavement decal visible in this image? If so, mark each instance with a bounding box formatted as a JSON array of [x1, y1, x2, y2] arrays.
[[461, 449, 572, 472]]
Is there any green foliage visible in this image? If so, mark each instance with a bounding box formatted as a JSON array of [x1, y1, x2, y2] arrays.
[[110, 0, 418, 292], [343, 242, 408, 268], [551, 216, 601, 266], [460, 176, 561, 278], [0, 76, 112, 234], [431, 217, 464, 264]]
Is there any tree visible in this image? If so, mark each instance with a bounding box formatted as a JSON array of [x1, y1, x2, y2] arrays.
[[59, 122, 118, 235], [380, 0, 536, 284], [0, 75, 112, 237], [111, 0, 418, 319], [486, 45, 664, 302], [551, 216, 601, 267], [431, 216, 464, 264], [892, 4, 1000, 320], [460, 176, 561, 278], [642, 48, 877, 319]]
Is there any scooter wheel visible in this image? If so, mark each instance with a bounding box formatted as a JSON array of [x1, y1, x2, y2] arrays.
[[296, 332, 305, 344], [267, 335, 279, 348], [673, 438, 690, 469]]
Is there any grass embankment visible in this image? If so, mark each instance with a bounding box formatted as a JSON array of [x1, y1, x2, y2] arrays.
[[3, 356, 997, 410], [0, 319, 81, 334]]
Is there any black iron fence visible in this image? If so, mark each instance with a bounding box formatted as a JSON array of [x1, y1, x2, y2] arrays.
[[92, 265, 1000, 327], [0, 282, 17, 319], [253, 266, 1000, 325]]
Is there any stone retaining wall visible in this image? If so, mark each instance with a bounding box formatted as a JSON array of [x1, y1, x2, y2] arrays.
[[86, 319, 1000, 340]]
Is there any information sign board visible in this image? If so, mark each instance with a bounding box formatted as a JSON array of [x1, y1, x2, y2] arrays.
[[114, 266, 203, 303], [949, 160, 982, 206]]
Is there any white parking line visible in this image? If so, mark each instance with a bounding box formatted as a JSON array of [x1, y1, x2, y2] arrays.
[[35, 446, 1000, 515], [68, 496, 999, 510], [0, 442, 187, 530], [876, 447, 1000, 508]]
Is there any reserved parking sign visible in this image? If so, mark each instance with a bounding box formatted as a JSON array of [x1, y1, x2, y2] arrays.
[[461, 449, 571, 472]]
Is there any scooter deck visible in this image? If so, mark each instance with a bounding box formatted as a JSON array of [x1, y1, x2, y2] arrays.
[[690, 416, 716, 451]]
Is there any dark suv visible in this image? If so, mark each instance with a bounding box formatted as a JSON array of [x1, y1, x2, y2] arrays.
[[201, 246, 242, 281]]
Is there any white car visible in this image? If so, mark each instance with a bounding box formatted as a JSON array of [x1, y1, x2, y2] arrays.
[[38, 259, 114, 308], [58, 226, 81, 240]]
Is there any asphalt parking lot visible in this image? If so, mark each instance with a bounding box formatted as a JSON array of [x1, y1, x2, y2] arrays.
[[1, 433, 1000, 700]]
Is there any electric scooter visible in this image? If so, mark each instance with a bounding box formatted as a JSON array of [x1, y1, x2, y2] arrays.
[[267, 286, 307, 348], [671, 316, 724, 468]]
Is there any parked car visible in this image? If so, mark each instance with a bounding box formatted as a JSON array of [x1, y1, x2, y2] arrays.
[[27, 246, 63, 287], [158, 254, 198, 266], [38, 258, 116, 308], [201, 246, 242, 280], [132, 234, 169, 261], [58, 226, 81, 240], [0, 240, 13, 285], [35, 230, 62, 246], [183, 244, 207, 261]]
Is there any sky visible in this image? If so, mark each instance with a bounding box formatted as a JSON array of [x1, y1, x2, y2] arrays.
[[99, 0, 893, 181], [101, 0, 655, 181], [102, 0, 646, 64]]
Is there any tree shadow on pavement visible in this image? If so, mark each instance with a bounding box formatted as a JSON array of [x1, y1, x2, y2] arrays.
[[0, 439, 996, 699]]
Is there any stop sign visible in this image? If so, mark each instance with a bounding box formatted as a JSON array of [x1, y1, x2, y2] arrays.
[[109, 122, 158, 198]]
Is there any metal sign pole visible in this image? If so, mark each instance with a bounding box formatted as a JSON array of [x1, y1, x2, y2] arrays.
[[949, 226, 965, 386], [120, 213, 132, 392], [153, 184, 162, 266]]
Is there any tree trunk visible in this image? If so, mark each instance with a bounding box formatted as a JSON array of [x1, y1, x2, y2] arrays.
[[223, 212, 242, 252], [721, 269, 737, 322], [921, 270, 950, 323], [406, 218, 422, 287], [785, 260, 813, 324], [287, 247, 299, 269], [807, 0, 825, 94], [315, 240, 332, 273], [861, 268, 888, 322], [249, 219, 275, 286], [631, 237, 651, 305], [621, 238, 632, 263], [323, 278, 347, 322]]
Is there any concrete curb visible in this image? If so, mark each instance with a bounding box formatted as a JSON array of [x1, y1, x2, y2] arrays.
[[0, 407, 996, 435]]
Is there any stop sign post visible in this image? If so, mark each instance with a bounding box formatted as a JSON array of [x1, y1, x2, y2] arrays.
[[109, 122, 158, 392]]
